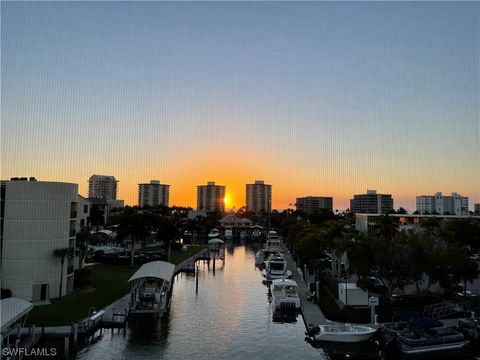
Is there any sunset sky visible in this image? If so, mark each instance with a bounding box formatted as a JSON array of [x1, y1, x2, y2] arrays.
[[2, 2, 479, 211]]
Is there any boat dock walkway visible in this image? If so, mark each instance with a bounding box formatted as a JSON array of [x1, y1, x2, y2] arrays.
[[282, 242, 327, 328], [174, 247, 210, 274]]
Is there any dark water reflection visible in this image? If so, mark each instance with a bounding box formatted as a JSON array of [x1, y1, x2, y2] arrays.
[[75, 244, 383, 359]]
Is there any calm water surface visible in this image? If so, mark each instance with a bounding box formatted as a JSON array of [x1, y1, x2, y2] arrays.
[[76, 244, 383, 360]]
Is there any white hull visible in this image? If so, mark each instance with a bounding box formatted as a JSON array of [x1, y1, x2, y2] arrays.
[[312, 325, 377, 343], [400, 341, 468, 355], [314, 332, 375, 343]]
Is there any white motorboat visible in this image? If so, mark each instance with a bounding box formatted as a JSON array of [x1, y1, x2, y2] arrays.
[[270, 278, 300, 311], [208, 228, 221, 239], [266, 230, 280, 247], [224, 226, 233, 240], [306, 323, 377, 343], [255, 249, 271, 266], [264, 253, 290, 281]]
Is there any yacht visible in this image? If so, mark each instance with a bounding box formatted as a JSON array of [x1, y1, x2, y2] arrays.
[[264, 253, 289, 281], [266, 230, 280, 247], [270, 278, 300, 311], [208, 228, 221, 239], [306, 323, 377, 343]]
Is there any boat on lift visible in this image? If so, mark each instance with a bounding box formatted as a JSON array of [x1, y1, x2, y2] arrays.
[[208, 228, 221, 239], [128, 261, 175, 318]]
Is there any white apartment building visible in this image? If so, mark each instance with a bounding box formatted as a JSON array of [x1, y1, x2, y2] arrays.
[[416, 192, 469, 216], [246, 180, 272, 214], [1, 178, 87, 302], [138, 180, 170, 207], [197, 181, 225, 213], [88, 174, 118, 200]]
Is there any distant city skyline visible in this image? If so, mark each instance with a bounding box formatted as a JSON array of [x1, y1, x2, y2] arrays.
[[2, 2, 479, 210]]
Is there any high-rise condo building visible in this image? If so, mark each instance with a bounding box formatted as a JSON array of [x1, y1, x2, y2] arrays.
[[296, 196, 333, 214], [197, 181, 225, 213], [350, 189, 393, 214], [475, 204, 480, 216], [1, 178, 89, 302], [246, 180, 272, 214], [88, 174, 118, 200], [416, 192, 469, 216], [138, 180, 170, 207]]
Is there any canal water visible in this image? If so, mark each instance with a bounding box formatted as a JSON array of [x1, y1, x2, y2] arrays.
[[75, 244, 383, 360]]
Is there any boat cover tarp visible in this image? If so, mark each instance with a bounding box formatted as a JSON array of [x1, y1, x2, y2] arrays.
[[1, 298, 33, 333], [128, 261, 175, 283]]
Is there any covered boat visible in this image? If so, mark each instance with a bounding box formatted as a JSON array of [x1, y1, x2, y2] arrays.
[[207, 238, 225, 251], [128, 261, 175, 317], [208, 228, 221, 239], [306, 323, 377, 343]]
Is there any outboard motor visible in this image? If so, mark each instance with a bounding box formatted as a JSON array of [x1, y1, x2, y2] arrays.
[[305, 325, 320, 337]]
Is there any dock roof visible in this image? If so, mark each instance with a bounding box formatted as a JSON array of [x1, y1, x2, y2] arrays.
[[1, 298, 33, 333], [128, 261, 175, 283]]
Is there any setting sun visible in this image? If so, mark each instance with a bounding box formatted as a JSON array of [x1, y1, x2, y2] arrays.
[[224, 193, 233, 209]]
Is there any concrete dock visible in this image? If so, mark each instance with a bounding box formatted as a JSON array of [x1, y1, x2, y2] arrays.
[[282, 242, 327, 328]]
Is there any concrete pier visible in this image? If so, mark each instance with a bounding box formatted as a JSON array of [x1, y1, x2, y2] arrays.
[[282, 241, 327, 328]]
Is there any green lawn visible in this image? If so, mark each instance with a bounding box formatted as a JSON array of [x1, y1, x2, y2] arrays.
[[26, 245, 206, 326], [170, 245, 206, 264]]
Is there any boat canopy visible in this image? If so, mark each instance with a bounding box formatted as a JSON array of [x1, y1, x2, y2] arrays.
[[1, 298, 33, 333], [208, 238, 225, 245], [128, 261, 175, 283]]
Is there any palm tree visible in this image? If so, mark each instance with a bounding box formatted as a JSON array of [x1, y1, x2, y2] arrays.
[[53, 247, 71, 299], [75, 226, 92, 270], [322, 220, 344, 278], [118, 208, 150, 266], [155, 216, 181, 262]]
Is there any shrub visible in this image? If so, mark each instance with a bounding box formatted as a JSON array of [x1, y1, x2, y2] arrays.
[[74, 268, 92, 288], [1, 288, 12, 299]]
